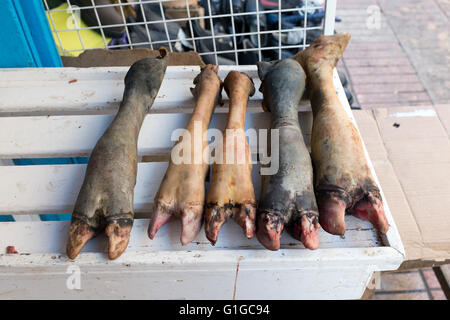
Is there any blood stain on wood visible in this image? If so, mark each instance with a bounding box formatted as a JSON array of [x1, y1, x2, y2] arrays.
[[6, 246, 18, 254]]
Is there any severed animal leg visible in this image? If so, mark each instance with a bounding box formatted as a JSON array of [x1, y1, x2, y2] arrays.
[[148, 65, 223, 245], [204, 71, 256, 244], [67, 50, 169, 260], [293, 34, 389, 235], [256, 59, 320, 251]]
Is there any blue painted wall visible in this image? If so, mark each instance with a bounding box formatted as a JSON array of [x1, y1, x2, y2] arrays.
[[0, 0, 62, 68], [0, 1, 79, 222]]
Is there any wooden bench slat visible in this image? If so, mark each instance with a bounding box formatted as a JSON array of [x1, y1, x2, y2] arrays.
[[0, 162, 166, 214], [0, 218, 379, 253], [0, 159, 379, 249], [0, 66, 311, 116], [0, 112, 312, 158]]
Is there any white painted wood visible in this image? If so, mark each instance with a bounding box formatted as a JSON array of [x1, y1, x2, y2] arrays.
[[324, 0, 338, 36], [0, 66, 311, 116], [235, 268, 373, 300], [0, 253, 382, 299], [0, 162, 167, 215], [0, 112, 312, 159], [0, 218, 382, 253], [0, 65, 405, 299], [0, 159, 13, 165], [0, 222, 399, 299], [0, 159, 40, 222], [8, 215, 41, 222]]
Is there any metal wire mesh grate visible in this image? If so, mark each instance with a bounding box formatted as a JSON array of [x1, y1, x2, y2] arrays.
[[43, 0, 337, 65]]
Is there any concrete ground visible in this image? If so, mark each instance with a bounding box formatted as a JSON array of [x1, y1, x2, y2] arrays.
[[335, 0, 449, 109], [370, 266, 450, 300], [335, 0, 449, 300]]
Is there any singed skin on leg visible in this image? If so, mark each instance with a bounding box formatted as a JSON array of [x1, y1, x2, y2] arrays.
[[292, 34, 389, 235], [256, 59, 320, 251], [148, 65, 223, 245], [67, 49, 169, 260], [204, 71, 257, 244]]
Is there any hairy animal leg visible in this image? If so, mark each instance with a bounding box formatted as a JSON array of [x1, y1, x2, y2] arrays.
[[204, 71, 257, 244], [294, 34, 389, 235], [67, 50, 168, 259], [256, 58, 320, 250], [148, 65, 223, 245]]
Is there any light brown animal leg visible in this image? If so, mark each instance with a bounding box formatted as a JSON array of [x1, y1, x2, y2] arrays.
[[293, 34, 389, 235], [148, 65, 223, 245], [204, 71, 257, 244]]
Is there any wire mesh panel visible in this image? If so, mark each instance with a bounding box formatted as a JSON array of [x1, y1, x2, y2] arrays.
[[43, 0, 336, 65]]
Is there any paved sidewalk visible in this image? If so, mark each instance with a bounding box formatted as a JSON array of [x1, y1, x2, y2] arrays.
[[371, 267, 448, 300], [379, 0, 450, 104], [335, 0, 449, 109], [334, 0, 449, 300]]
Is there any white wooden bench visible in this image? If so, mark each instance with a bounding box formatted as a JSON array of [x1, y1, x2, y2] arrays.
[[0, 66, 405, 299]]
